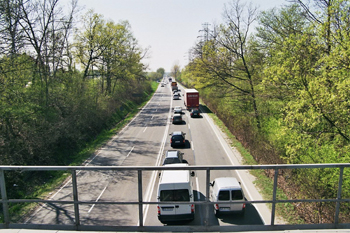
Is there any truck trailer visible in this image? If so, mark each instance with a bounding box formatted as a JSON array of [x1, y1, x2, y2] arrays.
[[184, 89, 199, 110], [171, 81, 178, 91]]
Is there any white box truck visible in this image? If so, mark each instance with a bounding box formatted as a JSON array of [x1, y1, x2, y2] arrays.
[[157, 164, 195, 223]]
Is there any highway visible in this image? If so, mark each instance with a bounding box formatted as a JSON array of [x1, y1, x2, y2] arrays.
[[24, 80, 278, 227]]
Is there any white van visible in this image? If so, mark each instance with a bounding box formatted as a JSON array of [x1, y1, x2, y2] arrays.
[[157, 164, 195, 223], [210, 177, 246, 216]]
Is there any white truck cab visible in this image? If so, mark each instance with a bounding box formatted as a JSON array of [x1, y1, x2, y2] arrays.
[[157, 164, 195, 223], [210, 177, 246, 216]]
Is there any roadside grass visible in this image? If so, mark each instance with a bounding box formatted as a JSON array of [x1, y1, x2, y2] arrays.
[[202, 103, 303, 225], [8, 82, 159, 223]]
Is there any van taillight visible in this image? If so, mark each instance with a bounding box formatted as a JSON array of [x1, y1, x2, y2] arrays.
[[157, 206, 160, 215], [215, 204, 219, 210], [191, 204, 194, 213], [243, 203, 246, 209]]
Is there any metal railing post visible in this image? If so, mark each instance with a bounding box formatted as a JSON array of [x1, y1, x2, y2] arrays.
[[270, 168, 279, 225], [138, 170, 143, 227], [71, 170, 80, 229], [205, 168, 210, 227], [0, 170, 9, 228], [334, 166, 344, 226]]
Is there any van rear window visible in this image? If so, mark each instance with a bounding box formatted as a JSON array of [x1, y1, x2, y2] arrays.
[[218, 190, 230, 201], [160, 189, 190, 201], [231, 190, 243, 200]]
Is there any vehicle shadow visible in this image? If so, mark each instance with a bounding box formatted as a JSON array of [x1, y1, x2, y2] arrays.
[[199, 104, 213, 114], [195, 191, 264, 226], [216, 202, 264, 225]]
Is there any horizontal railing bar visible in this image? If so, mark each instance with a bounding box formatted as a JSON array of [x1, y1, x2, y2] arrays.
[[2, 198, 350, 205], [1, 163, 350, 171]]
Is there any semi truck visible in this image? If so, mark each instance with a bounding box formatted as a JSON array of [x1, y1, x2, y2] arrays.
[[171, 81, 178, 91], [184, 89, 199, 110]]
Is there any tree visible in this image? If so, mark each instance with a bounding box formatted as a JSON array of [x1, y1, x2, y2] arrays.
[[74, 9, 105, 81], [191, 0, 262, 128], [171, 62, 180, 80], [156, 67, 165, 77], [0, 0, 25, 56]]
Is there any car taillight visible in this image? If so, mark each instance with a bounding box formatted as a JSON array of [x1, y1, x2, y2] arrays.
[[243, 203, 246, 209], [215, 204, 219, 210], [191, 204, 194, 213], [157, 206, 160, 215]]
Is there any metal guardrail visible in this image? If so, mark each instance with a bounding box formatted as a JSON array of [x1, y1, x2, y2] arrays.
[[1, 164, 350, 232]]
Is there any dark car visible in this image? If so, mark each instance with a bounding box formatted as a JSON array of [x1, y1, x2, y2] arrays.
[[170, 131, 186, 147], [190, 108, 200, 118], [162, 150, 186, 165], [172, 113, 183, 124]]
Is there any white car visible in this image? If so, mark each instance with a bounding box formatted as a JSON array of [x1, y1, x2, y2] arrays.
[[173, 93, 180, 100], [174, 106, 182, 113]]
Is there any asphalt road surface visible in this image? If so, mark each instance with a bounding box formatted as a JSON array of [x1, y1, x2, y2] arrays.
[[24, 80, 277, 227]]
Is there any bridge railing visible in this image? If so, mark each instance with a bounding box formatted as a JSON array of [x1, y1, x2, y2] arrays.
[[1, 163, 349, 232]]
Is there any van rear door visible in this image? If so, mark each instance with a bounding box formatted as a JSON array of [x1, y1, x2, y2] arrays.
[[159, 189, 176, 216], [159, 189, 191, 215], [230, 189, 244, 211], [172, 189, 192, 215]]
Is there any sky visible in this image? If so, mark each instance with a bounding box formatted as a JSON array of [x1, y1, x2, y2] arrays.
[[78, 0, 285, 72]]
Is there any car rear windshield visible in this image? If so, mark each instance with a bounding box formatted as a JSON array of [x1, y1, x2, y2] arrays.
[[163, 158, 181, 164], [160, 189, 190, 201], [172, 135, 183, 141]]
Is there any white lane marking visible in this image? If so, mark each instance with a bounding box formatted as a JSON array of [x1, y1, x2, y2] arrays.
[[127, 146, 134, 157], [141, 88, 173, 225], [191, 141, 194, 151], [188, 123, 191, 130], [143, 127, 148, 133], [196, 177, 203, 223], [151, 116, 154, 119], [88, 184, 108, 213]]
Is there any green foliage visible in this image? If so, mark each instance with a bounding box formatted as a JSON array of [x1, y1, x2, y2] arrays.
[[156, 67, 165, 77], [0, 3, 152, 219], [182, 0, 350, 223]]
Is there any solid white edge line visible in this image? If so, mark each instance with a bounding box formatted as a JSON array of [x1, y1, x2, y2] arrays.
[[202, 111, 266, 225], [196, 176, 203, 223]]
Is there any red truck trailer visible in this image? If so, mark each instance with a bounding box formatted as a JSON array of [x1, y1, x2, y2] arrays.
[[184, 89, 199, 110]]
